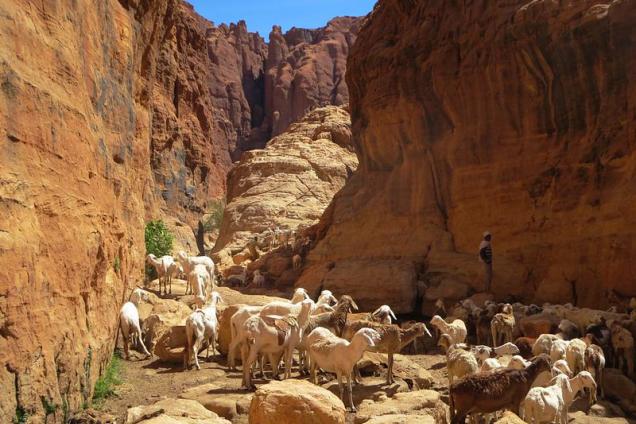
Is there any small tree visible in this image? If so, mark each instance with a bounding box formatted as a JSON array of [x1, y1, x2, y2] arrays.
[[144, 220, 173, 280]]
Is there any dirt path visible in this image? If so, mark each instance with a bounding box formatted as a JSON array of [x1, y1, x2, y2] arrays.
[[100, 348, 451, 423]]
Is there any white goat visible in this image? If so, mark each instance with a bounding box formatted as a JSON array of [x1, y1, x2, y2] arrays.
[[316, 290, 338, 306], [188, 264, 210, 308], [430, 315, 467, 344], [481, 357, 503, 372], [119, 288, 151, 359], [290, 287, 310, 304], [532, 333, 561, 356], [177, 251, 215, 293], [227, 305, 263, 370], [522, 371, 597, 423], [565, 338, 587, 374], [370, 305, 397, 324], [241, 299, 313, 389], [146, 254, 176, 295], [252, 270, 265, 288], [184, 292, 223, 370], [307, 327, 381, 412], [550, 339, 570, 362]]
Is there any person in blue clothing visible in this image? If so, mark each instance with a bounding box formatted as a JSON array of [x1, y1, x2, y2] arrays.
[[479, 231, 493, 292]]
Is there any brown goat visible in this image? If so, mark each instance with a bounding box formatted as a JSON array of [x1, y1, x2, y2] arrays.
[[449, 354, 551, 424], [514, 336, 536, 359]]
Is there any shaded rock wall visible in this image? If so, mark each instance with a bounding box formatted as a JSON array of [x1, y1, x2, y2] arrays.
[[300, 0, 636, 312]]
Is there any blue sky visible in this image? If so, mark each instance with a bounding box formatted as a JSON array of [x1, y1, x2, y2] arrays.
[[187, 0, 377, 39]]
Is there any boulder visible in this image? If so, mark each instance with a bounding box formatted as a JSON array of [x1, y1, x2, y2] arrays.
[[248, 380, 346, 424], [493, 412, 526, 424], [568, 411, 635, 424], [126, 398, 231, 424], [354, 390, 448, 424], [424, 278, 470, 301], [364, 415, 434, 424], [179, 383, 252, 421], [153, 326, 187, 363], [139, 295, 193, 352]]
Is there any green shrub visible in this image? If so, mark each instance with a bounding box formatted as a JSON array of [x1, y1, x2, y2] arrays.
[[92, 354, 123, 408], [144, 220, 173, 280], [41, 397, 57, 416], [13, 407, 27, 424], [113, 256, 121, 273], [202, 199, 225, 232]]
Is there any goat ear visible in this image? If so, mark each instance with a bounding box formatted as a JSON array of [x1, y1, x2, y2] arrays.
[[350, 299, 359, 311], [424, 325, 432, 338], [389, 308, 397, 320]]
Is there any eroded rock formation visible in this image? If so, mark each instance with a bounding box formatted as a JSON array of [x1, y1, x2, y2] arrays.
[[212, 106, 358, 278], [152, 7, 362, 227], [265, 18, 362, 137], [300, 0, 636, 312]]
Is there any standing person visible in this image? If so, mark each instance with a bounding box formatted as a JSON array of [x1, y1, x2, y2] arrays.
[[479, 231, 493, 292]]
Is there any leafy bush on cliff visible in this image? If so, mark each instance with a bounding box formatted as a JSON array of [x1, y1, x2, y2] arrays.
[[144, 220, 174, 280]]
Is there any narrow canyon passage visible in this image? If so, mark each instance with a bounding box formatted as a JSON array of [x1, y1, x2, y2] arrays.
[[0, 0, 635, 423]]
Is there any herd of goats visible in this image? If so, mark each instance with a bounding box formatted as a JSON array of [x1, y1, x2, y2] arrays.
[[117, 249, 636, 424]]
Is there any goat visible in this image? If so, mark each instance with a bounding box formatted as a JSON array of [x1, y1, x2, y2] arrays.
[[430, 315, 467, 345], [119, 288, 151, 359], [183, 292, 223, 370], [584, 343, 605, 399], [343, 321, 432, 384], [491, 303, 515, 347], [449, 355, 551, 424], [176, 251, 215, 293], [307, 327, 381, 412], [241, 300, 313, 389], [146, 254, 175, 295]]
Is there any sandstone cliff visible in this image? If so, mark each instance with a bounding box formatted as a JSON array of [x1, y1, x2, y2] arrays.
[[150, 5, 268, 227], [151, 8, 361, 227], [213, 106, 357, 285], [299, 0, 636, 312], [265, 17, 361, 138], [0, 0, 178, 421]]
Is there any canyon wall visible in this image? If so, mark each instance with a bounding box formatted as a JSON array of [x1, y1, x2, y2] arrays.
[[299, 0, 636, 313], [152, 7, 362, 228], [265, 17, 362, 138], [0, 0, 177, 421]]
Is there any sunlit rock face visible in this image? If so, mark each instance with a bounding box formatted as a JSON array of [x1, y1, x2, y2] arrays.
[[299, 0, 636, 312]]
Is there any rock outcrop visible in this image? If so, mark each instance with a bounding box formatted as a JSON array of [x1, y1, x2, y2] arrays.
[[212, 106, 358, 278], [126, 398, 231, 424], [265, 18, 362, 137], [249, 380, 346, 424], [300, 0, 636, 312]]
